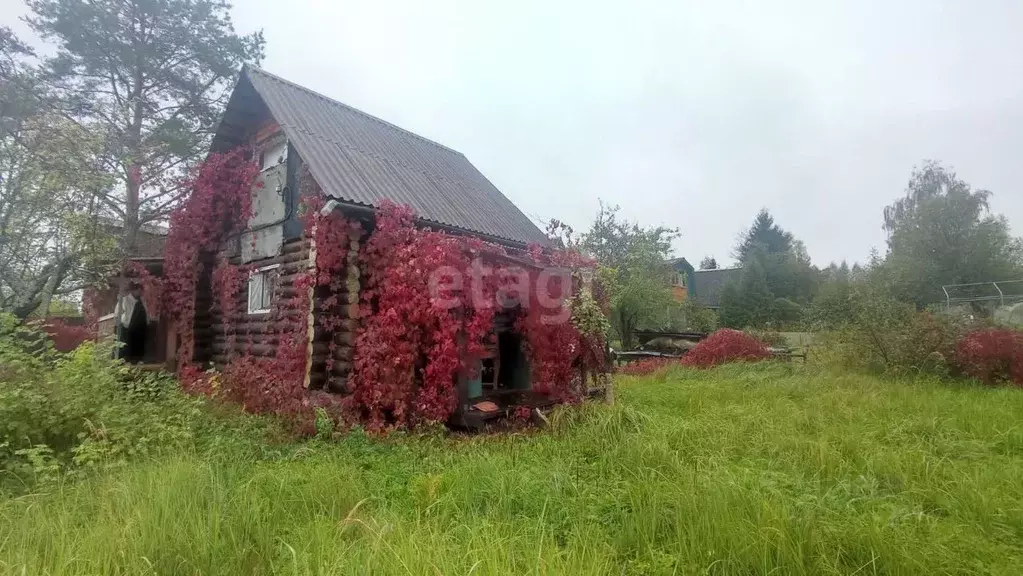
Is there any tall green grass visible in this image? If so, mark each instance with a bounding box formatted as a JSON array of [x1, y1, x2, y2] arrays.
[[3, 363, 1023, 574]]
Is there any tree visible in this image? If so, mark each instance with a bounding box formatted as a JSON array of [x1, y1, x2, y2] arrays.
[[881, 161, 1023, 307], [580, 202, 678, 349], [721, 210, 818, 327], [699, 256, 718, 270], [719, 252, 775, 328], [0, 26, 113, 317], [734, 209, 794, 262], [26, 0, 264, 256]]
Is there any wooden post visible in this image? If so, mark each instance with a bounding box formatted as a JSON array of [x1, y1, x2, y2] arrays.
[[165, 320, 178, 372]]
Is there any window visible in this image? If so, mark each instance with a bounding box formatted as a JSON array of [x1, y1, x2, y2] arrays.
[[260, 140, 288, 171], [248, 264, 280, 314]]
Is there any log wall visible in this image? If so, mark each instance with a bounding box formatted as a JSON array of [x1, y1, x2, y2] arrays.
[[311, 226, 363, 392], [196, 238, 313, 367], [193, 229, 363, 394]]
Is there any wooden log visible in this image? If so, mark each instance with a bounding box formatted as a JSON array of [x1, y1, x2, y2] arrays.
[[211, 342, 278, 356], [331, 345, 354, 361], [325, 376, 347, 394], [332, 331, 356, 347], [326, 360, 352, 374], [312, 317, 358, 334], [213, 336, 281, 347], [308, 372, 328, 389]]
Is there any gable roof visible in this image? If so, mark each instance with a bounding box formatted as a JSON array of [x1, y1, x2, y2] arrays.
[[689, 267, 743, 308], [215, 65, 549, 247], [670, 257, 694, 274]]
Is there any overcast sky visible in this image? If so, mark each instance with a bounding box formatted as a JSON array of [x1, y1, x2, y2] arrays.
[[4, 0, 1022, 266]]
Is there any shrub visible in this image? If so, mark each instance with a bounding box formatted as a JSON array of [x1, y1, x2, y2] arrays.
[[812, 282, 978, 377], [0, 315, 243, 494], [953, 328, 1023, 386], [666, 299, 719, 333], [680, 329, 771, 368]]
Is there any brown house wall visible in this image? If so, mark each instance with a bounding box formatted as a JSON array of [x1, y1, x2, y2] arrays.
[[193, 231, 362, 394], [199, 238, 310, 365]]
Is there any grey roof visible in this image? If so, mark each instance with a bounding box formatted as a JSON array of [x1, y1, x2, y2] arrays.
[[690, 267, 743, 308], [236, 66, 549, 247]]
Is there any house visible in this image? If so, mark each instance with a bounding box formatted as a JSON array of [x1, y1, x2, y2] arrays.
[[133, 65, 603, 428], [669, 258, 742, 310]]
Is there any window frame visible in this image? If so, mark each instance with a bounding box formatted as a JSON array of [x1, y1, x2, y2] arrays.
[[247, 263, 281, 315], [259, 139, 288, 172]]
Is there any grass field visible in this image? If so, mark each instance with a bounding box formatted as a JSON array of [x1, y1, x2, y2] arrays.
[[3, 363, 1023, 575]]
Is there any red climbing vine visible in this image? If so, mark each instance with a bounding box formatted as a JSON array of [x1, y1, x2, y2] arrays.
[[162, 149, 259, 364], [345, 200, 607, 430]]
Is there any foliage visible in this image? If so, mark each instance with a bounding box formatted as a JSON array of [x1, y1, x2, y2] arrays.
[[0, 316, 214, 494], [995, 303, 1023, 329], [721, 210, 818, 329], [699, 256, 718, 270], [162, 149, 259, 363], [666, 298, 719, 333], [734, 209, 795, 262], [880, 161, 1023, 307], [0, 26, 114, 317], [719, 256, 775, 328], [811, 278, 979, 376], [579, 202, 678, 349], [348, 202, 604, 429], [25, 0, 265, 256], [348, 201, 493, 428], [805, 261, 860, 330], [679, 328, 771, 368], [953, 328, 1023, 386]]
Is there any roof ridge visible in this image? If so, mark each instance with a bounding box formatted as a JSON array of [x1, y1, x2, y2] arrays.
[[244, 65, 463, 156]]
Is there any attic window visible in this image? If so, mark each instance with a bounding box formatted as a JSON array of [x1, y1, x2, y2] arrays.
[[260, 140, 288, 171], [248, 264, 280, 314]]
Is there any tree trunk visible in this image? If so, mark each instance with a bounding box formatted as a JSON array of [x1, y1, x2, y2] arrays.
[[37, 255, 73, 317]]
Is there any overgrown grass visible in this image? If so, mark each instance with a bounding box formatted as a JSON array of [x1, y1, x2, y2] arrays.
[[3, 363, 1023, 574]]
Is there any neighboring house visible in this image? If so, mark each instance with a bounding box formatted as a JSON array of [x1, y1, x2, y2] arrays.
[[670, 258, 742, 310], [107, 65, 589, 425]]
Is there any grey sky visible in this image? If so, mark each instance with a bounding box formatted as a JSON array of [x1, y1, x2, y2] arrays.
[[4, 0, 1022, 266]]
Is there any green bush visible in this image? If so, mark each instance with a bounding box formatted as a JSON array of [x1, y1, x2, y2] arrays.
[[810, 287, 979, 376], [666, 299, 719, 333], [0, 315, 263, 494]]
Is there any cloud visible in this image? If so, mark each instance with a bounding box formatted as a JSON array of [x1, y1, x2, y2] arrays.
[[5, 0, 1021, 266]]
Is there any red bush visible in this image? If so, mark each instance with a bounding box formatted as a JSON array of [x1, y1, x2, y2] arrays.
[[37, 319, 92, 352], [954, 328, 1023, 386], [680, 328, 771, 368], [618, 357, 675, 376]]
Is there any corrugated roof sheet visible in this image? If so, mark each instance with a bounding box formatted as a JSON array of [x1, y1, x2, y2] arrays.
[[241, 66, 549, 246]]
